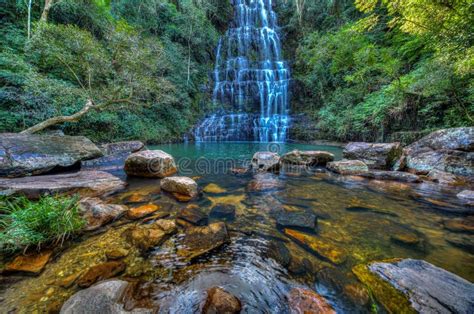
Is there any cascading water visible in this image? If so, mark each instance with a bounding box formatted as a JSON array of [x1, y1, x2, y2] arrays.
[[194, 0, 290, 142]]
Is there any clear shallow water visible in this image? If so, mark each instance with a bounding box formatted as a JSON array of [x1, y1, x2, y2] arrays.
[[1, 143, 472, 313]]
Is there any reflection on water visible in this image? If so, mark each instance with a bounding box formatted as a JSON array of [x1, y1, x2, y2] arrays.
[[0, 143, 472, 313]]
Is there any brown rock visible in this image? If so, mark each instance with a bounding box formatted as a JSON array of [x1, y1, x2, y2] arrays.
[[247, 173, 284, 192], [177, 206, 208, 226], [57, 271, 83, 288], [102, 141, 144, 155], [343, 284, 370, 307], [443, 216, 474, 233], [79, 198, 128, 231], [203, 183, 227, 194], [177, 222, 229, 261], [160, 176, 198, 198], [5, 250, 53, 274], [202, 287, 242, 314], [343, 142, 402, 170], [126, 204, 160, 220], [154, 219, 177, 234], [281, 150, 335, 166], [125, 225, 167, 252], [106, 248, 130, 260], [230, 167, 250, 175], [120, 280, 155, 311], [124, 150, 177, 178], [172, 192, 193, 202], [288, 287, 335, 314], [284, 229, 346, 265], [77, 261, 126, 288]]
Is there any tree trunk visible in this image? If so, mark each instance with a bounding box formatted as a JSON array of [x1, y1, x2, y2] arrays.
[[41, 0, 55, 22], [21, 99, 94, 134], [27, 0, 33, 39]]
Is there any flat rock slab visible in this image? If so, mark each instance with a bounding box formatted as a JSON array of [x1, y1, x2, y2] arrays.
[[326, 160, 368, 175], [358, 170, 421, 183], [0, 133, 102, 177], [369, 259, 474, 313], [343, 142, 402, 170], [177, 222, 229, 261], [0, 170, 126, 198], [4, 250, 53, 274], [79, 198, 128, 231]]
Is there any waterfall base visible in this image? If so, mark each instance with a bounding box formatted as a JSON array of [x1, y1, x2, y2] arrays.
[[194, 113, 289, 142]]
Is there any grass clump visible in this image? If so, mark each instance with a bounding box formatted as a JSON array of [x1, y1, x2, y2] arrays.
[[0, 195, 85, 253]]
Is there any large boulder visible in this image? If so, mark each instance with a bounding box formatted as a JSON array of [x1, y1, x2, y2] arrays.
[[326, 160, 368, 175], [359, 259, 474, 313], [280, 150, 334, 166], [343, 142, 402, 170], [0, 133, 103, 177], [160, 176, 198, 199], [124, 150, 177, 178], [60, 280, 152, 313], [79, 198, 128, 231], [400, 127, 474, 176], [0, 170, 126, 198], [251, 152, 280, 172]]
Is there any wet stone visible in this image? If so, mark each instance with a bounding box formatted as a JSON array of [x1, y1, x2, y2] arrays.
[[160, 176, 198, 198], [203, 183, 227, 194], [4, 250, 53, 274], [77, 261, 126, 288], [125, 224, 167, 253], [446, 234, 474, 253], [120, 280, 155, 311], [343, 283, 370, 307], [177, 222, 229, 261], [56, 272, 83, 288], [274, 210, 317, 232], [79, 198, 128, 231], [390, 233, 421, 246], [457, 190, 474, 206], [266, 240, 291, 268], [154, 219, 177, 235], [126, 204, 160, 220], [106, 248, 130, 260], [288, 287, 336, 314], [177, 206, 208, 226], [124, 150, 177, 178], [251, 151, 280, 172], [443, 216, 474, 233], [210, 204, 236, 220], [202, 287, 242, 314], [247, 172, 284, 192]]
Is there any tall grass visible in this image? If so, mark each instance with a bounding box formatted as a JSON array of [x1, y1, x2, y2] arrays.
[[0, 195, 85, 253]]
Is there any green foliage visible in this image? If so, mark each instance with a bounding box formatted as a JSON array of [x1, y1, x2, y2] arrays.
[[0, 195, 85, 252]]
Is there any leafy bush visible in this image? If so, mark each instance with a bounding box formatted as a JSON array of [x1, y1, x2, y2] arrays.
[[0, 195, 85, 253]]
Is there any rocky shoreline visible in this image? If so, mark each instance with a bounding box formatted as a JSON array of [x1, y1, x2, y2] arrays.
[[0, 127, 472, 313]]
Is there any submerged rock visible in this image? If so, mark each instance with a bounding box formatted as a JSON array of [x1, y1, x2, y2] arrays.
[[177, 205, 208, 226], [326, 160, 368, 175], [457, 190, 474, 206], [126, 204, 160, 220], [106, 248, 130, 260], [358, 170, 421, 183], [203, 183, 227, 194], [251, 151, 280, 172], [284, 229, 346, 265], [446, 234, 474, 253], [4, 250, 53, 274], [288, 287, 335, 314], [274, 211, 317, 232], [247, 173, 284, 192], [0, 133, 103, 177], [202, 287, 242, 314], [124, 150, 177, 178], [177, 222, 229, 261], [400, 127, 474, 176], [124, 224, 167, 253], [280, 150, 334, 166], [160, 176, 198, 199], [266, 240, 291, 268], [343, 142, 402, 170], [77, 261, 126, 288], [367, 259, 474, 313], [61, 280, 152, 313], [79, 198, 128, 231], [210, 204, 236, 220], [0, 170, 126, 198], [443, 216, 474, 233]]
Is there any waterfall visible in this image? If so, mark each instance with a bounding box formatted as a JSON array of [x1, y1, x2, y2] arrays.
[[194, 0, 290, 142]]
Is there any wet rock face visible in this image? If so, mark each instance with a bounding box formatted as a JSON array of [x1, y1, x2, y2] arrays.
[[343, 142, 402, 170], [280, 150, 334, 166], [288, 287, 335, 314], [79, 198, 128, 231], [368, 259, 474, 313], [326, 160, 369, 175], [124, 150, 177, 178], [177, 222, 229, 261], [401, 127, 474, 176], [160, 176, 198, 199], [4, 250, 53, 274], [0, 170, 127, 198], [77, 261, 126, 288], [0, 133, 103, 178], [178, 206, 208, 226], [358, 170, 421, 183], [61, 280, 152, 314], [202, 287, 242, 314], [251, 152, 280, 172], [102, 141, 145, 155]]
